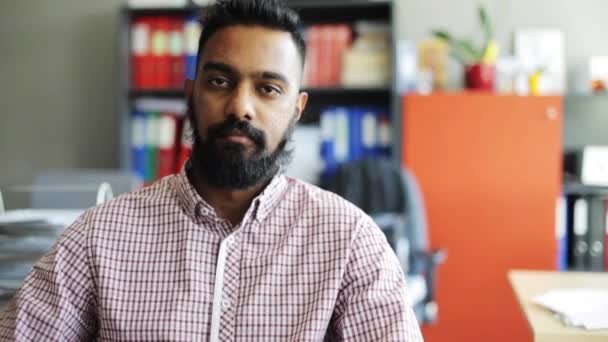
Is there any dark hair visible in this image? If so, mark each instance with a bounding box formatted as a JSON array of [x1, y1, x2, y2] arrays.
[[195, 0, 306, 78]]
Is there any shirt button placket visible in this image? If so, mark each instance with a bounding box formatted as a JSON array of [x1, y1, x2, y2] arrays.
[[219, 234, 240, 342], [222, 297, 231, 310]]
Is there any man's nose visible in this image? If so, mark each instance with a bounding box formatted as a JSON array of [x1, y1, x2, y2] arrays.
[[225, 83, 256, 121]]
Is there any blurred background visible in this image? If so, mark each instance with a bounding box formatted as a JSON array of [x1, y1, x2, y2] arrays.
[[2, 0, 608, 341]]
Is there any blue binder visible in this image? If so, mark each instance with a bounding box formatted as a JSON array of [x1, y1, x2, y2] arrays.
[[556, 195, 568, 270], [130, 110, 147, 183], [319, 106, 338, 183], [348, 107, 363, 161], [185, 16, 200, 80]]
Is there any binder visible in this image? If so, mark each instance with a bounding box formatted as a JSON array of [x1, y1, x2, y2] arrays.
[[168, 17, 185, 88], [571, 197, 590, 270], [605, 198, 608, 270], [333, 107, 350, 164], [377, 109, 391, 157], [555, 195, 568, 270], [144, 112, 160, 184], [131, 17, 153, 88], [303, 26, 320, 87], [588, 195, 606, 271], [184, 16, 202, 80], [332, 24, 352, 86], [150, 17, 171, 88], [131, 110, 147, 182], [348, 107, 363, 161], [360, 107, 379, 158], [157, 113, 178, 179], [176, 118, 192, 173], [319, 107, 337, 183], [317, 25, 333, 87]]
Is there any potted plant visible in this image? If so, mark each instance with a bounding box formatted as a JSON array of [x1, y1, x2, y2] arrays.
[[432, 5, 498, 91]]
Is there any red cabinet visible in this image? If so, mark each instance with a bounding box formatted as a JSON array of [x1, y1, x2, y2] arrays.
[[401, 93, 562, 342]]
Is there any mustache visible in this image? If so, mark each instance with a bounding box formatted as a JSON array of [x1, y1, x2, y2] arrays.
[[207, 116, 266, 148]]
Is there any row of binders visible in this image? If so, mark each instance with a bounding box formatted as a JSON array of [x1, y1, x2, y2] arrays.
[[129, 101, 391, 186], [131, 99, 192, 184], [320, 106, 391, 183], [303, 24, 351, 88], [130, 17, 391, 90], [303, 21, 391, 88], [556, 194, 608, 271], [130, 15, 202, 89]]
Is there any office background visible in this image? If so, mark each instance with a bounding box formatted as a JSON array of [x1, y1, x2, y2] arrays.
[[2, 0, 608, 209], [2, 1, 608, 341]]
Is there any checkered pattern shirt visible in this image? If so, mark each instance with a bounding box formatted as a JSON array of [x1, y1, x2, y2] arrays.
[[0, 170, 423, 341]]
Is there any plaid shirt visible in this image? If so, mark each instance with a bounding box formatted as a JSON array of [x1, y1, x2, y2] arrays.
[[0, 170, 423, 341]]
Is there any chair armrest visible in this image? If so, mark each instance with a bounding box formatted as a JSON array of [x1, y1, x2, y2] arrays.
[[412, 248, 447, 266]]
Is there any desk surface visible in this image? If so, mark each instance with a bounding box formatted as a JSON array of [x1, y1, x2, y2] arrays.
[[508, 270, 608, 342]]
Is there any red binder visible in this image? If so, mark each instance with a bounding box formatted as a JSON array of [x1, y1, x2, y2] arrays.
[[317, 25, 332, 87], [332, 24, 352, 86], [131, 17, 153, 89], [169, 18, 185, 88], [150, 17, 171, 88], [303, 26, 320, 87]]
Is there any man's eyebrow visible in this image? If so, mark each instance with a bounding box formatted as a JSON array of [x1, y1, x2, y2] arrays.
[[202, 62, 238, 76], [258, 71, 289, 85], [202, 61, 290, 85]]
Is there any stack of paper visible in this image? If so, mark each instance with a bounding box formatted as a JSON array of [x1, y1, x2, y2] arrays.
[[533, 288, 608, 330], [0, 209, 83, 298], [127, 0, 187, 8]]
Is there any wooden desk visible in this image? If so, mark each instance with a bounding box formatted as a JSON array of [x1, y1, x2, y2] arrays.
[[508, 270, 608, 342]]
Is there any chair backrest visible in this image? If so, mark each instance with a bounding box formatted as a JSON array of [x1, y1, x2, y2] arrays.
[[30, 169, 140, 209], [323, 158, 429, 258]]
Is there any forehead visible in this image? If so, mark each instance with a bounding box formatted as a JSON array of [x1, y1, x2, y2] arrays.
[[200, 25, 301, 79]]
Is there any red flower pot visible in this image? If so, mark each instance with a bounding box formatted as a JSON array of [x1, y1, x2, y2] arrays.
[[465, 63, 496, 91]]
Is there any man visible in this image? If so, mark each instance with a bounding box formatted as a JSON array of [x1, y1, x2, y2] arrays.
[[0, 0, 423, 340]]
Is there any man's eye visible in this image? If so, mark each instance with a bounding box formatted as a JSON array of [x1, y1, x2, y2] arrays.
[[209, 78, 230, 88], [260, 85, 281, 95]]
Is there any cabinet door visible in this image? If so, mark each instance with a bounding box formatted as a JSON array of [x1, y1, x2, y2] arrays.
[[402, 94, 562, 342]]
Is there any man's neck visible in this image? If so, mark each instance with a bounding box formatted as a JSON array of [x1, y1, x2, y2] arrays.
[[187, 169, 270, 226]]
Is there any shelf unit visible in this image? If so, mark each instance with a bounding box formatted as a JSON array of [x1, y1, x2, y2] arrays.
[[563, 182, 608, 196], [118, 0, 399, 173]]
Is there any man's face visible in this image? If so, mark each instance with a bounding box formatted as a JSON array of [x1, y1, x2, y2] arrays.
[[186, 25, 308, 189]]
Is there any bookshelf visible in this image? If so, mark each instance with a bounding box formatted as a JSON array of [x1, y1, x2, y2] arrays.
[[117, 0, 400, 178], [563, 182, 608, 196]]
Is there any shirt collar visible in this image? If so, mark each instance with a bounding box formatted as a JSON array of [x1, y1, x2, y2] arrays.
[[252, 172, 288, 223], [174, 167, 288, 224]]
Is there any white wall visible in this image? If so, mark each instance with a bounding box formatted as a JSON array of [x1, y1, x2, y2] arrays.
[[0, 0, 123, 209], [395, 0, 608, 91]]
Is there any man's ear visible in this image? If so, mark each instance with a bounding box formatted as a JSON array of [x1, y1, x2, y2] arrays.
[[185, 79, 194, 99], [294, 92, 308, 122]]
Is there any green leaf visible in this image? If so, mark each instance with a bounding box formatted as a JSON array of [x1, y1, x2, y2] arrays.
[[478, 5, 493, 53], [448, 51, 466, 65], [454, 39, 481, 62], [432, 30, 453, 43]]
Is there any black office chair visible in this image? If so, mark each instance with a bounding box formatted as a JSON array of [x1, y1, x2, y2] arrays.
[[323, 157, 446, 324]]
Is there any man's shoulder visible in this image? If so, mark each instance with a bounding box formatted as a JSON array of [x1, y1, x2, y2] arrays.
[[84, 175, 180, 222], [283, 176, 368, 222]]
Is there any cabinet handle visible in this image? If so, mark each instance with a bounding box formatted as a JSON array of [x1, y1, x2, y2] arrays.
[[546, 107, 557, 120]]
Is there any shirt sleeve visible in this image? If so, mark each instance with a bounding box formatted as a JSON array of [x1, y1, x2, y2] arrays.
[[327, 216, 424, 341], [0, 213, 98, 341]]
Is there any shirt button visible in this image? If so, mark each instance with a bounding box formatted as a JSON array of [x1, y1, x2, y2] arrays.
[[222, 298, 231, 309]]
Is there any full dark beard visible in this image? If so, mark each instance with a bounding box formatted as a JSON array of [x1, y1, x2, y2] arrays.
[[186, 99, 295, 190]]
